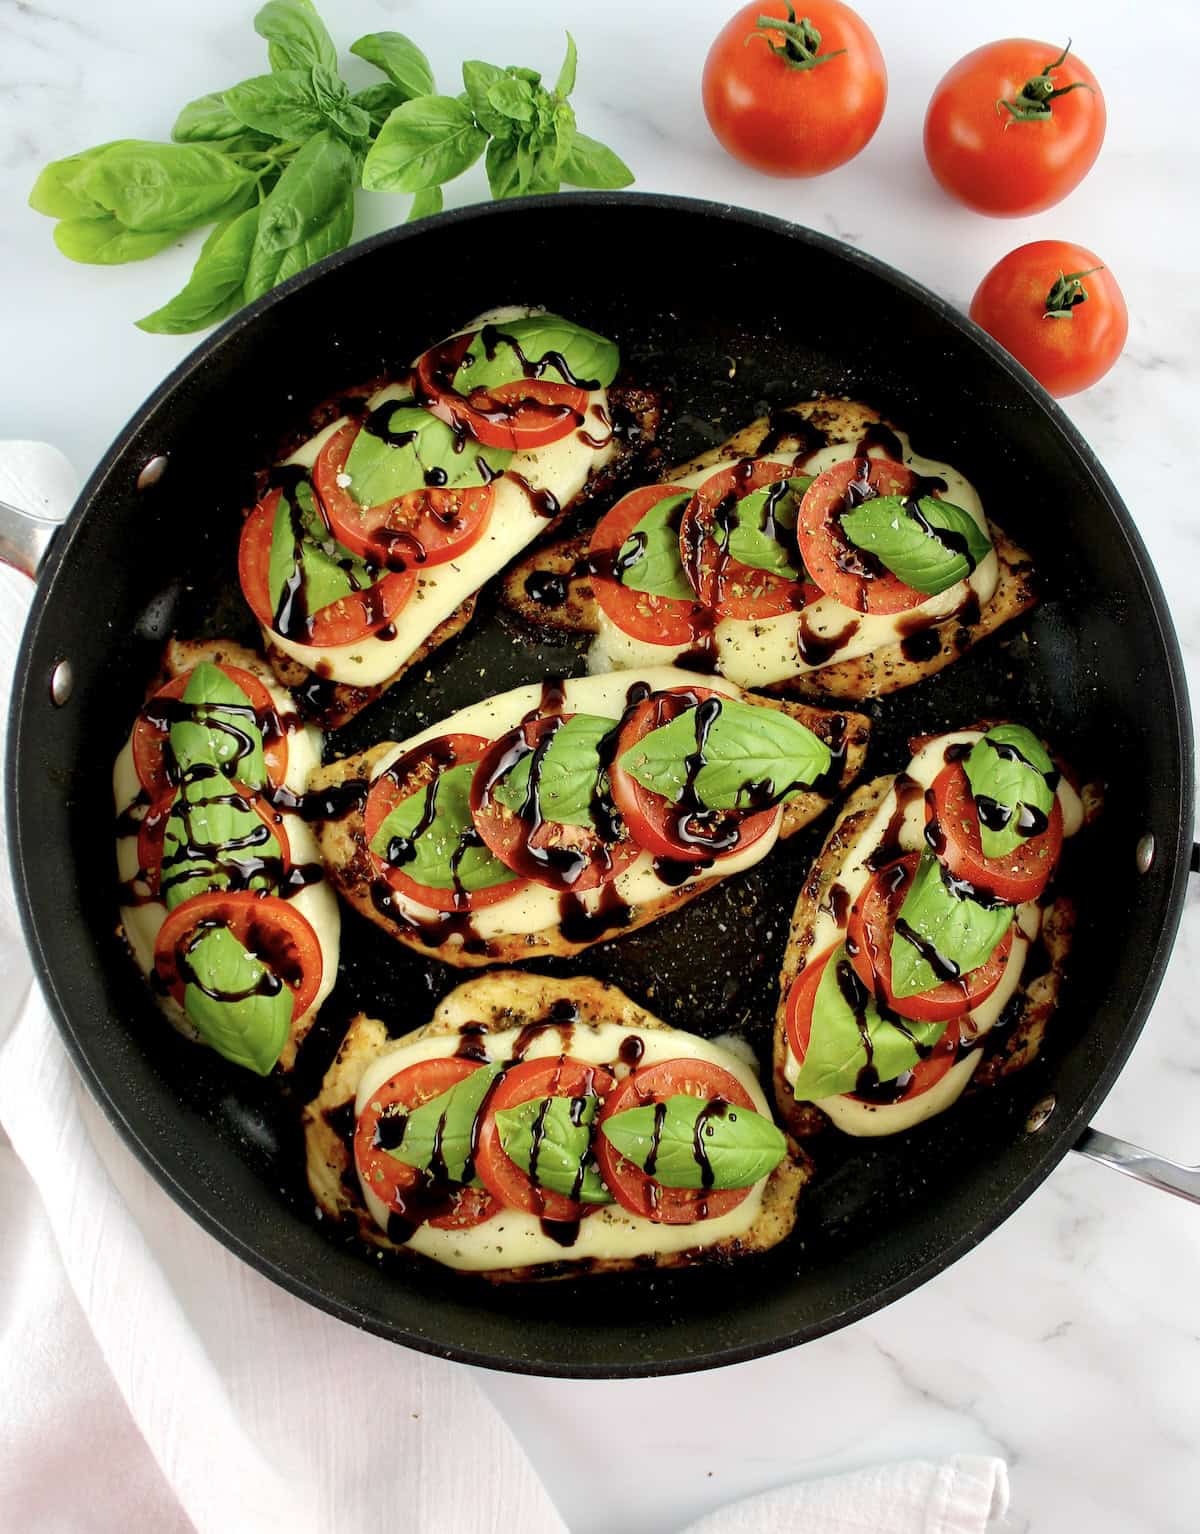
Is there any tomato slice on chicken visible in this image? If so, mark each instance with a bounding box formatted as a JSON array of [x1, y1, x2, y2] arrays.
[[474, 1055, 616, 1221], [596, 1057, 757, 1225], [354, 1057, 500, 1232], [416, 331, 589, 451], [152, 890, 322, 1020], [927, 762, 1063, 905], [797, 456, 930, 615], [137, 784, 290, 902], [311, 420, 495, 570], [132, 665, 287, 799], [238, 488, 415, 648], [590, 486, 709, 646], [678, 459, 818, 619], [469, 713, 640, 892], [785, 946, 962, 1104], [846, 853, 1013, 1023], [364, 732, 526, 913], [607, 685, 779, 865]]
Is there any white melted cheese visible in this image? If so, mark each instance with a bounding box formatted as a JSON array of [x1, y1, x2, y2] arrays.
[[587, 433, 999, 688], [365, 667, 783, 943], [784, 730, 1083, 1135], [354, 1016, 774, 1272], [265, 306, 620, 686]]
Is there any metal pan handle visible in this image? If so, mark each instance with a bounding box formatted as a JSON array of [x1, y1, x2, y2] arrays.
[[1069, 839, 1199, 1205], [0, 496, 62, 579]]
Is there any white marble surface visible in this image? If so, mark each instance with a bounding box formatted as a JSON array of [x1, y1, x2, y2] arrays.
[[3, 0, 1199, 1530]]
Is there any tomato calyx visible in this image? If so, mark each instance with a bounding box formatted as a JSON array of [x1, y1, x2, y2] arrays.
[[747, 5, 846, 71], [1044, 267, 1101, 319], [996, 39, 1095, 122]]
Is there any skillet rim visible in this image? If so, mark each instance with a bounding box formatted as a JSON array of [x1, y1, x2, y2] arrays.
[[6, 192, 1193, 1377]]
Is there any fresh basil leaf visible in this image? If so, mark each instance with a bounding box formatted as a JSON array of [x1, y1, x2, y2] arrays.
[[462, 60, 512, 139], [161, 777, 282, 910], [618, 696, 831, 812], [963, 724, 1057, 860], [172, 92, 246, 143], [559, 131, 635, 190], [890, 851, 1014, 1000], [137, 206, 259, 334], [492, 714, 616, 828], [267, 479, 376, 620], [790, 947, 946, 1101], [452, 313, 619, 393], [361, 95, 487, 193], [545, 99, 578, 172], [243, 130, 355, 299], [254, 0, 337, 74], [840, 493, 992, 597], [169, 660, 267, 788], [555, 32, 578, 97], [381, 1063, 504, 1182], [350, 32, 435, 100], [725, 476, 810, 577], [368, 761, 519, 895], [615, 493, 695, 602], [68, 141, 258, 233], [311, 67, 371, 141], [487, 76, 535, 124], [495, 1094, 612, 1203], [29, 141, 142, 219], [600, 1093, 785, 1190], [53, 217, 178, 265], [341, 404, 511, 507], [182, 925, 291, 1075], [224, 70, 328, 141], [484, 137, 521, 200], [510, 66, 542, 86], [408, 184, 443, 222], [352, 82, 407, 133]]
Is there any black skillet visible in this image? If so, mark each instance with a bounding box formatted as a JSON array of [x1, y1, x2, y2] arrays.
[[5, 195, 1195, 1377]]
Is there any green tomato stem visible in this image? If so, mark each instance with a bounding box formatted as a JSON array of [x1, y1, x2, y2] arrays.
[[745, 2, 846, 70], [1044, 267, 1102, 319], [995, 39, 1095, 123]]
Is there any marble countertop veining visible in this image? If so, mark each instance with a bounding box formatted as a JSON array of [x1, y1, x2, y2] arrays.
[[3, 0, 1198, 1530]]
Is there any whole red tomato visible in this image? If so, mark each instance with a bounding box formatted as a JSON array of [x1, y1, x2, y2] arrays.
[[970, 240, 1127, 397], [925, 39, 1105, 215], [702, 0, 887, 178]]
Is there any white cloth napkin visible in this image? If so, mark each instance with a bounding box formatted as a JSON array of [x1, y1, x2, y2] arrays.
[[0, 442, 1009, 1534]]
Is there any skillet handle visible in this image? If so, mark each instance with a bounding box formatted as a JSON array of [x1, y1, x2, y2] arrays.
[[0, 496, 62, 579], [1073, 1128, 1200, 1205]]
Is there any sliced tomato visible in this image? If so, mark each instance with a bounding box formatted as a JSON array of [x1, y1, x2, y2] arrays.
[[678, 459, 817, 619], [364, 732, 526, 913], [354, 1057, 500, 1232], [589, 486, 708, 646], [607, 685, 779, 864], [474, 1055, 616, 1221], [416, 331, 588, 451], [470, 713, 641, 892], [785, 946, 962, 1104], [311, 421, 495, 571], [238, 488, 415, 649], [132, 665, 287, 799], [928, 761, 1063, 905], [846, 853, 1013, 1023], [797, 456, 930, 614], [138, 784, 290, 901], [152, 890, 322, 1020], [596, 1058, 758, 1225]]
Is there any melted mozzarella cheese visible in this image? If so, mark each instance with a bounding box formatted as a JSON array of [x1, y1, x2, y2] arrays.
[[365, 667, 783, 942], [354, 1017, 774, 1271], [587, 434, 999, 688], [264, 307, 620, 686], [784, 730, 1082, 1134]]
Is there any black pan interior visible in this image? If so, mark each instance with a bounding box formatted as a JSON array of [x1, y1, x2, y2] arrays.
[[7, 196, 1192, 1376]]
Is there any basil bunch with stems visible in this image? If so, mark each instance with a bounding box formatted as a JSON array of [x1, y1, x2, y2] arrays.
[[28, 0, 632, 335]]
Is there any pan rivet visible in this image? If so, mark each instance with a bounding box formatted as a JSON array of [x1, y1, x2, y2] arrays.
[[137, 454, 168, 491], [1025, 1095, 1056, 1134], [50, 659, 73, 707], [1135, 833, 1156, 875]]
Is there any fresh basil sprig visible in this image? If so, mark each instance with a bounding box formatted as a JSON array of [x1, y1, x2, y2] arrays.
[[492, 714, 617, 828], [613, 493, 695, 603], [599, 1093, 785, 1190], [790, 947, 946, 1101], [962, 724, 1058, 860], [618, 696, 831, 812], [495, 1094, 613, 1203], [380, 1063, 504, 1183], [726, 476, 810, 577], [890, 852, 1014, 1000], [30, 6, 633, 334], [342, 404, 512, 507], [183, 924, 292, 1075], [368, 761, 519, 895], [840, 494, 992, 596]]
